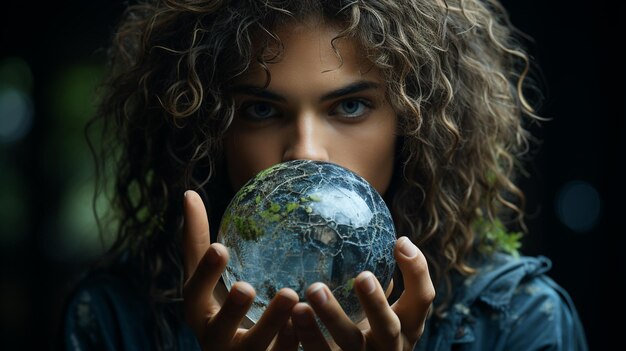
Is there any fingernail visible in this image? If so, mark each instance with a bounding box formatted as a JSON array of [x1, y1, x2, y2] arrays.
[[274, 289, 298, 311], [293, 307, 313, 327], [399, 236, 418, 258], [308, 283, 327, 306], [359, 273, 376, 295], [206, 245, 221, 265], [184, 190, 189, 198], [231, 285, 251, 306]]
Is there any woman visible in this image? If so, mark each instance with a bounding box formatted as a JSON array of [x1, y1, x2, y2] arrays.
[[62, 0, 588, 350]]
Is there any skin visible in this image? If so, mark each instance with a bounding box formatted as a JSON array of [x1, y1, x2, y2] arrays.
[[182, 20, 435, 351], [224, 20, 396, 194]]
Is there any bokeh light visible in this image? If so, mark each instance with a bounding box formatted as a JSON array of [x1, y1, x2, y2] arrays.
[[41, 179, 114, 262], [0, 57, 34, 143], [38, 62, 110, 262], [555, 180, 601, 233]]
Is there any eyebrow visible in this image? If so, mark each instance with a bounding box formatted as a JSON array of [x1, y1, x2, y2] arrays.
[[320, 81, 380, 101], [229, 80, 381, 103], [229, 85, 287, 102]]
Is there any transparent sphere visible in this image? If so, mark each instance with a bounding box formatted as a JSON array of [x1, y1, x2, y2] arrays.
[[217, 160, 396, 326]]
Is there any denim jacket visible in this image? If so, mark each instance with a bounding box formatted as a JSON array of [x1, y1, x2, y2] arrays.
[[62, 253, 588, 350], [415, 253, 589, 350]]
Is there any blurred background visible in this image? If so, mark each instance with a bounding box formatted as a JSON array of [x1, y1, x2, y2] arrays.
[[0, 0, 624, 349]]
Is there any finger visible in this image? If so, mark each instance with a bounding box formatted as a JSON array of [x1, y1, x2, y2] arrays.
[[205, 281, 255, 347], [183, 190, 211, 282], [305, 283, 364, 350], [271, 318, 299, 351], [183, 243, 229, 335], [355, 271, 401, 349], [243, 288, 300, 350], [291, 302, 331, 351], [391, 236, 435, 342], [385, 278, 395, 299]]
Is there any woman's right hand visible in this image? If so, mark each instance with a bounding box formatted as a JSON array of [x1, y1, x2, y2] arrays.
[[182, 190, 301, 351]]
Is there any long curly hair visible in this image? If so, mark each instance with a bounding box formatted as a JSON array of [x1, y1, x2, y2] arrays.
[[88, 0, 542, 347]]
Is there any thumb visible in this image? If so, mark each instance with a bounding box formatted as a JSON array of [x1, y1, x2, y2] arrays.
[[183, 190, 212, 283]]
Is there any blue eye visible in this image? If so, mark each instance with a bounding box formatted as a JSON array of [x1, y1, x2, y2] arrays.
[[332, 99, 371, 119], [243, 102, 278, 120]]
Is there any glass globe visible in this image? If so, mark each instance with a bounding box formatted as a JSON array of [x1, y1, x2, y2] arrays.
[[217, 159, 396, 327]]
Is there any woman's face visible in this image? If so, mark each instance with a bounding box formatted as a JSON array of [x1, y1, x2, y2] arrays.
[[224, 20, 397, 195]]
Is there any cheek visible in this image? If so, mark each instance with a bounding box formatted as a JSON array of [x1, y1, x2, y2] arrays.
[[361, 116, 397, 194], [356, 139, 396, 195], [335, 115, 397, 195], [224, 132, 282, 191]]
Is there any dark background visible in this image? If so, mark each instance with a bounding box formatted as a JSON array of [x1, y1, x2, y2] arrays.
[[1, 0, 624, 349]]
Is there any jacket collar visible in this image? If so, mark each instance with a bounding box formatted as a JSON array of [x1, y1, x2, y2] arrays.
[[456, 252, 552, 311]]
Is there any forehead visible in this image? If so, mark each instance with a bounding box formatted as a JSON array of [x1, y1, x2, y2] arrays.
[[233, 19, 381, 86]]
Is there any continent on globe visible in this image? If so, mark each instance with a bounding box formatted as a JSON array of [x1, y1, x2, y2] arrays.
[[217, 159, 397, 327]]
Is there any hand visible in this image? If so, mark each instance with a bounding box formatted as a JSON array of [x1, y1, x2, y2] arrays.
[[182, 190, 301, 351], [291, 236, 435, 351]]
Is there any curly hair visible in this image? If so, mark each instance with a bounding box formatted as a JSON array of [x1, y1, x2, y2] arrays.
[[87, 0, 542, 347]]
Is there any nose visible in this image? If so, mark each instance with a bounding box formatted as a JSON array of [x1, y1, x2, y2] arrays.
[[282, 112, 330, 162]]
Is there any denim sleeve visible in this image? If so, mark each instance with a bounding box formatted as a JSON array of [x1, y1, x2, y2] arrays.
[[62, 287, 119, 351], [61, 274, 200, 351], [504, 275, 589, 351]]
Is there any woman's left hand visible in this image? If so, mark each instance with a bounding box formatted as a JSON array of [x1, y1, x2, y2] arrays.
[[291, 236, 435, 351]]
